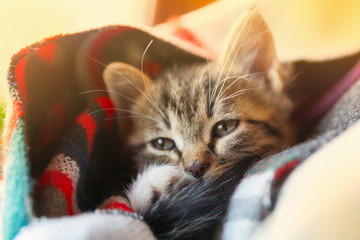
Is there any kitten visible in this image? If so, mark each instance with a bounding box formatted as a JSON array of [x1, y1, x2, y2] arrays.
[[104, 11, 296, 239]]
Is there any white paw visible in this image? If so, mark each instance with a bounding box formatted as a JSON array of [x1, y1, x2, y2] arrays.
[[126, 165, 191, 214]]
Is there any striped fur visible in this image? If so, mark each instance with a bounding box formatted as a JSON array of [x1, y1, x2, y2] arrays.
[[104, 10, 296, 239]]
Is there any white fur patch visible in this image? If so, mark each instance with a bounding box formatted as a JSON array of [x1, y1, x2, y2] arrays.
[[126, 165, 184, 214]]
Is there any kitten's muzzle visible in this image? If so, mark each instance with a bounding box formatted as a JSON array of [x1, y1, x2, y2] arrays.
[[185, 160, 210, 178]]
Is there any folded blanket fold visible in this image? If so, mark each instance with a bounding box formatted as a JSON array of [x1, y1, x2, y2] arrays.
[[2, 9, 360, 240], [14, 211, 155, 240]]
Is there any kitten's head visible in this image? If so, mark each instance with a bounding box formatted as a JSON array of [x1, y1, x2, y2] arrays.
[[104, 11, 296, 179]]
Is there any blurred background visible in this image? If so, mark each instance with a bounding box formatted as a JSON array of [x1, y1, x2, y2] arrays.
[[1, 0, 360, 139], [0, 0, 219, 134]]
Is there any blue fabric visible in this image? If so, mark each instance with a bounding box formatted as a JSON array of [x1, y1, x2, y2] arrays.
[[222, 171, 274, 240], [3, 120, 31, 240]]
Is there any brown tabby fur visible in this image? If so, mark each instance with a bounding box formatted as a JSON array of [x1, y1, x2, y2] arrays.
[[104, 11, 296, 179]]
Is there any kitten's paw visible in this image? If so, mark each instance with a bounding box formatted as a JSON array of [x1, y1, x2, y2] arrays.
[[127, 165, 192, 214]]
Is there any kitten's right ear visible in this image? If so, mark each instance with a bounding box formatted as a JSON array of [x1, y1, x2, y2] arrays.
[[219, 10, 284, 92], [103, 62, 152, 111]]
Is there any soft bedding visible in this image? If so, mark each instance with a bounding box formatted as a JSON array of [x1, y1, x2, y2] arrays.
[[2, 2, 360, 240]]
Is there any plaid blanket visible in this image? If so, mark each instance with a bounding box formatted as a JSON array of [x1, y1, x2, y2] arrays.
[[2, 15, 360, 240], [1, 25, 209, 240]]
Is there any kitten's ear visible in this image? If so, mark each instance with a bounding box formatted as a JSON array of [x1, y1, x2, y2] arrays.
[[103, 62, 152, 110], [219, 10, 283, 92]]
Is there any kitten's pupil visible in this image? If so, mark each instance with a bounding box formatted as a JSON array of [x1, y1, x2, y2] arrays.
[[213, 119, 239, 138], [151, 137, 176, 151]]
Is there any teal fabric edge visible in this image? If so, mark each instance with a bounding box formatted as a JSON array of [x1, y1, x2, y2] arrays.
[[247, 153, 297, 177], [2, 119, 31, 240]]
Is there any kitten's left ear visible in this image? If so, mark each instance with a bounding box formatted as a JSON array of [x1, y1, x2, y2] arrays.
[[103, 62, 152, 111], [219, 10, 283, 92]]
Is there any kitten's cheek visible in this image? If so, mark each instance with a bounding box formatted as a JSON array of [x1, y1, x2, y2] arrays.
[[213, 138, 229, 154], [168, 151, 180, 165], [214, 136, 238, 156]]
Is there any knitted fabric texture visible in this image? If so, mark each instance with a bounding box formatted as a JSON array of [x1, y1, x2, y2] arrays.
[[1, 25, 206, 240], [2, 21, 360, 240]]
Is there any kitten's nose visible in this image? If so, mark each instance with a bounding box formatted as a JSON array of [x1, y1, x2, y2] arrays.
[[185, 160, 210, 178]]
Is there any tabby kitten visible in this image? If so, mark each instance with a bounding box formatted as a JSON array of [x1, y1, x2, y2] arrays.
[[104, 11, 295, 239]]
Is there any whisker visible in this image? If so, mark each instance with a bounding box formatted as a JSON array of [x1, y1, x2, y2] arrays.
[[215, 17, 253, 108], [215, 72, 263, 101], [210, 76, 237, 108], [87, 108, 162, 125], [105, 115, 164, 125], [211, 13, 252, 104], [85, 51, 164, 121], [221, 88, 258, 102], [88, 108, 142, 117], [108, 68, 165, 117], [209, 75, 238, 109], [86, 52, 152, 104], [220, 149, 261, 165], [78, 90, 153, 112], [212, 87, 259, 111], [85, 52, 107, 68], [140, 40, 170, 125], [241, 149, 262, 159], [224, 14, 253, 81], [226, 87, 259, 99]]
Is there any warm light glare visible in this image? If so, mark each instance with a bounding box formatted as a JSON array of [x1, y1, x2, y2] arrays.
[[1, 0, 360, 100], [0, 0, 155, 100]]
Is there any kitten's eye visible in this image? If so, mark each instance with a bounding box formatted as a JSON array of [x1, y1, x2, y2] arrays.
[[151, 138, 176, 151], [213, 119, 239, 138]]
